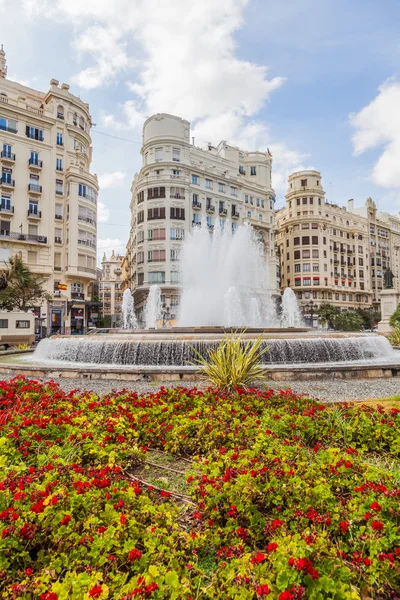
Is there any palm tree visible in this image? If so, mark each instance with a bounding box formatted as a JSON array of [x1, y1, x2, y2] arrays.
[[317, 302, 340, 329], [0, 256, 51, 311]]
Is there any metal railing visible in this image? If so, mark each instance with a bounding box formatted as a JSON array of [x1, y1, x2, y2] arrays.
[[0, 231, 47, 243], [0, 124, 17, 133], [28, 183, 42, 193], [29, 158, 43, 167], [0, 205, 13, 213], [27, 209, 42, 218], [1, 178, 15, 187], [1, 151, 15, 160]]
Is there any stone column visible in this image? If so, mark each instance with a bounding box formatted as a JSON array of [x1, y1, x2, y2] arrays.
[[378, 289, 400, 333]]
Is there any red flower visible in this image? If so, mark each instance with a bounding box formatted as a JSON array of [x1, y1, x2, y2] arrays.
[[371, 520, 384, 531], [363, 558, 371, 566], [60, 515, 71, 526], [251, 552, 266, 564], [40, 594, 58, 600], [271, 519, 283, 530], [370, 502, 382, 512], [120, 514, 127, 525], [97, 526, 107, 534], [160, 490, 170, 498], [339, 520, 349, 533], [88, 585, 102, 598], [267, 543, 278, 553], [2, 528, 11, 539], [128, 548, 142, 562], [256, 583, 271, 596], [25, 567, 33, 575]]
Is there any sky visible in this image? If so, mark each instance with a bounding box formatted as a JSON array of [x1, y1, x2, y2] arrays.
[[1, 0, 400, 263]]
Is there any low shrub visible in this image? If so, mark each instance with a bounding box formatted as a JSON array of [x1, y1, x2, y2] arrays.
[[0, 377, 398, 599]]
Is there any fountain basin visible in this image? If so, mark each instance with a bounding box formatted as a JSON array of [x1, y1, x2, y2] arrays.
[[0, 329, 398, 382]]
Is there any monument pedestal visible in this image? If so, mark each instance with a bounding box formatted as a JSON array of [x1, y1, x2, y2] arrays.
[[378, 289, 400, 334]]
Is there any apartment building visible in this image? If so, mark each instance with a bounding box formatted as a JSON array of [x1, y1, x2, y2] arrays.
[[0, 47, 98, 334], [99, 251, 124, 324], [276, 170, 373, 324], [350, 198, 395, 307], [129, 113, 278, 322]]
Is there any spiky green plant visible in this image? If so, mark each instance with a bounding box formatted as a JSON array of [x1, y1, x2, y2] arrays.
[[191, 333, 270, 390], [388, 325, 400, 347]]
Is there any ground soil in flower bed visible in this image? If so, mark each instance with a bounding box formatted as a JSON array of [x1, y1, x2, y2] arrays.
[[0, 376, 399, 599]]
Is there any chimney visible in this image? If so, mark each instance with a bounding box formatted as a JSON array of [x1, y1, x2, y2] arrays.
[[348, 199, 354, 212]]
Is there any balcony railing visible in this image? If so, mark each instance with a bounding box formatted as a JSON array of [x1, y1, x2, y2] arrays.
[[206, 204, 215, 213], [1, 151, 15, 161], [219, 208, 228, 216], [27, 209, 41, 219], [170, 194, 184, 199], [28, 183, 42, 193], [78, 266, 96, 274], [29, 158, 43, 168], [1, 178, 15, 187], [0, 205, 14, 214], [78, 216, 95, 225], [57, 113, 65, 120], [54, 236, 62, 244], [71, 292, 85, 301], [78, 239, 96, 249], [55, 189, 64, 195], [232, 212, 239, 219], [55, 214, 63, 220], [192, 201, 201, 210], [0, 231, 47, 243]]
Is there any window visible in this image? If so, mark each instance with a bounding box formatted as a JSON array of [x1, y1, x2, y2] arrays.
[[192, 175, 199, 185], [136, 251, 144, 264], [301, 179, 307, 187], [244, 194, 248, 204], [247, 211, 251, 219], [137, 191, 145, 204], [170, 249, 179, 262], [1, 194, 11, 211], [218, 182, 225, 192], [303, 278, 311, 286], [312, 236, 318, 245], [170, 227, 185, 240], [136, 230, 145, 243], [313, 264, 319, 272], [302, 198, 307, 205], [294, 250, 301, 260], [231, 186, 237, 197], [56, 158, 63, 171], [148, 187, 165, 199], [28, 200, 39, 215], [56, 179, 63, 195], [302, 249, 311, 259], [295, 264, 301, 273], [57, 105, 64, 119], [309, 197, 313, 204], [2, 143, 12, 159], [303, 263, 310, 272], [147, 249, 165, 262], [170, 207, 185, 220], [250, 166, 256, 176], [148, 228, 165, 241], [294, 237, 300, 246], [16, 320, 30, 328], [171, 271, 179, 284], [148, 272, 165, 284], [172, 169, 180, 176], [205, 179, 213, 190], [56, 131, 63, 146], [207, 216, 213, 228], [148, 207, 166, 220], [172, 148, 180, 162], [137, 273, 144, 286], [312, 249, 319, 258], [2, 167, 13, 185], [0, 116, 17, 133], [137, 211, 144, 224], [193, 214, 199, 225], [192, 193, 199, 205], [78, 184, 97, 203], [155, 147, 163, 161], [55, 227, 62, 243], [0, 319, 8, 328], [55, 203, 63, 219], [79, 116, 85, 130], [239, 166, 245, 175], [302, 236, 310, 245]]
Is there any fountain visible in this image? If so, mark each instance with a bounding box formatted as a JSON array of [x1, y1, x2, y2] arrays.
[[281, 288, 304, 328], [7, 222, 399, 381], [144, 285, 162, 329], [121, 289, 138, 330]]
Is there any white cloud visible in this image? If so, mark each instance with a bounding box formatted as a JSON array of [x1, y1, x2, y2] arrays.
[[24, 0, 304, 192], [98, 171, 126, 190], [350, 78, 400, 188], [97, 238, 125, 264], [97, 202, 110, 223]]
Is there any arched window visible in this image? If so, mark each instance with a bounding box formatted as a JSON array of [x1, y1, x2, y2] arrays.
[[57, 105, 64, 119]]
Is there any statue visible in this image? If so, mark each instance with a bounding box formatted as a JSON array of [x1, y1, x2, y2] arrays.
[[384, 268, 394, 289]]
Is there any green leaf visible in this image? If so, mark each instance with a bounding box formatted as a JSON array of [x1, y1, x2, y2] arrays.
[[165, 571, 179, 588]]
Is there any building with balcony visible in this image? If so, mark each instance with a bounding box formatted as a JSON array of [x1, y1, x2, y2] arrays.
[[0, 47, 99, 334], [276, 170, 373, 325], [129, 113, 279, 322], [99, 251, 124, 324]]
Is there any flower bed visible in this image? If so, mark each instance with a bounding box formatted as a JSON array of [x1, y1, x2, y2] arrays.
[[0, 377, 399, 599]]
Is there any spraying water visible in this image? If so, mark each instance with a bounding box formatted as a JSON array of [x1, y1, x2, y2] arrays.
[[121, 289, 138, 330], [178, 221, 278, 326], [144, 285, 162, 329], [281, 287, 304, 328]]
